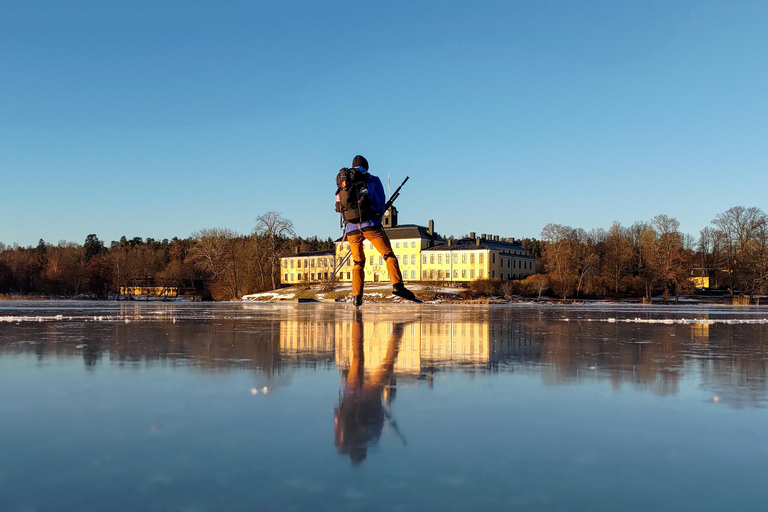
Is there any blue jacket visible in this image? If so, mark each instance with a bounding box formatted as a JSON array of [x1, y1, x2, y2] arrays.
[[344, 167, 386, 234]]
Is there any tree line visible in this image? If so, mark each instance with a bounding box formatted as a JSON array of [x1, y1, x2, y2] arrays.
[[2, 206, 766, 302], [528, 206, 768, 302], [0, 212, 333, 300]]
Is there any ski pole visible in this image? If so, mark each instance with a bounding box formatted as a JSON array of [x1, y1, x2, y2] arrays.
[[321, 230, 349, 291]]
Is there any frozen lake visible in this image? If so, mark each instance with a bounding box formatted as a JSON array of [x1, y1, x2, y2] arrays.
[[2, 301, 767, 511]]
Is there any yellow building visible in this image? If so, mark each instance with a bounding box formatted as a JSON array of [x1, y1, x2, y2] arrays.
[[281, 250, 336, 285], [331, 220, 444, 284], [421, 233, 535, 282], [279, 208, 534, 286], [688, 268, 712, 290], [119, 286, 178, 298]]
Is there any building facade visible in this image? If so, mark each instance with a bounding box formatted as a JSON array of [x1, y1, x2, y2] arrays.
[[281, 250, 336, 285], [279, 210, 534, 286]]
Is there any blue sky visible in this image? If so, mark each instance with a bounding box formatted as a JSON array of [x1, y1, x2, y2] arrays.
[[2, 0, 766, 247]]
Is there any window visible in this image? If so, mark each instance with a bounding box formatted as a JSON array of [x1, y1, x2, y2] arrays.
[[423, 255, 427, 264], [430, 254, 435, 264], [479, 269, 484, 278], [297, 259, 302, 269], [291, 260, 295, 268], [470, 254, 475, 264], [438, 270, 444, 279], [411, 241, 416, 248], [453, 254, 458, 264], [284, 274, 288, 282], [346, 272, 351, 280], [429, 270, 435, 279], [508, 259, 511, 268], [492, 254, 496, 264], [395, 242, 400, 248], [492, 270, 495, 278], [462, 253, 467, 264], [311, 273, 315, 280], [470, 269, 475, 279], [411, 254, 416, 265], [304, 259, 308, 268], [379, 256, 383, 265], [479, 254, 484, 264], [369, 255, 374, 265], [324, 272, 328, 279], [422, 270, 427, 279], [461, 269, 466, 278], [411, 270, 416, 280], [438, 254, 442, 264], [298, 274, 302, 281], [453, 269, 458, 278]]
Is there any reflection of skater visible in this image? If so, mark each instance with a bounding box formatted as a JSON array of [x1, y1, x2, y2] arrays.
[[334, 311, 405, 465]]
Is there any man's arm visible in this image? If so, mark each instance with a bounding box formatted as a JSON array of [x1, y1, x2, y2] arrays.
[[368, 176, 386, 216]]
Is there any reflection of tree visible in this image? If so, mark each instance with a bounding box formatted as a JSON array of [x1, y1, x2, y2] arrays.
[[2, 307, 768, 407]]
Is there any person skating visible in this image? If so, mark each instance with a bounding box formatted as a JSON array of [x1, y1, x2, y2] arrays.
[[335, 155, 418, 306]]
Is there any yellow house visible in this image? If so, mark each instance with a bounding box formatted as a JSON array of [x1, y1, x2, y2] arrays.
[[688, 268, 712, 290], [332, 220, 444, 284], [279, 207, 534, 286], [421, 234, 535, 282], [281, 250, 336, 285]]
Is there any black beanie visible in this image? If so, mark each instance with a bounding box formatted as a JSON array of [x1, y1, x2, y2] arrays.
[[352, 155, 369, 170]]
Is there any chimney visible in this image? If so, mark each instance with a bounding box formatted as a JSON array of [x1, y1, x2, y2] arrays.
[[494, 235, 499, 242], [447, 238, 452, 247], [481, 233, 486, 239], [476, 237, 481, 246], [294, 246, 300, 255], [428, 219, 434, 236], [469, 232, 476, 239]]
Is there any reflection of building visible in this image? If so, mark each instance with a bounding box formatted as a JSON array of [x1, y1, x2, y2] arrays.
[[279, 317, 335, 358], [277, 316, 532, 376], [279, 209, 534, 285]]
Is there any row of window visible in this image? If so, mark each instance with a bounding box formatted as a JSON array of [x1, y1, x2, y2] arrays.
[[284, 271, 349, 282], [422, 252, 486, 265], [499, 258, 532, 270], [422, 269, 485, 280], [284, 256, 335, 270]]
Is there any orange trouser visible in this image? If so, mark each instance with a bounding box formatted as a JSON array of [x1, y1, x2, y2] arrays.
[[348, 228, 403, 296]]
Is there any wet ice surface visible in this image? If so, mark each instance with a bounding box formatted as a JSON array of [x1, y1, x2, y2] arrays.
[[2, 301, 768, 512]]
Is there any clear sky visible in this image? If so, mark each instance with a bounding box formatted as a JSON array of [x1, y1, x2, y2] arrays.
[[2, 0, 766, 247]]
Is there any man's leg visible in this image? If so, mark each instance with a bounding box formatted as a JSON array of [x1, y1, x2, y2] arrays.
[[363, 228, 403, 285], [347, 231, 366, 300]]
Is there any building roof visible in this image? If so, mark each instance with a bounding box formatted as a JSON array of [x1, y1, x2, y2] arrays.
[[423, 238, 533, 257], [335, 224, 445, 243], [285, 249, 335, 258]]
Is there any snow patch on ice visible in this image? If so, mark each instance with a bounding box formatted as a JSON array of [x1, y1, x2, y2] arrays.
[[569, 317, 768, 325]]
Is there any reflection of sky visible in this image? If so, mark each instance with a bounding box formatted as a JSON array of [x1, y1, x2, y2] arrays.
[[1, 302, 767, 406]]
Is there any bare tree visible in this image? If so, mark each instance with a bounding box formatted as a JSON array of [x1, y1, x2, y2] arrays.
[[712, 206, 768, 300], [190, 228, 243, 300], [253, 212, 295, 290], [603, 221, 634, 296], [541, 223, 577, 300]]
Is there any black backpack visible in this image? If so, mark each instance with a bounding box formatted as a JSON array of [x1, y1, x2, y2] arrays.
[[335, 167, 374, 223]]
